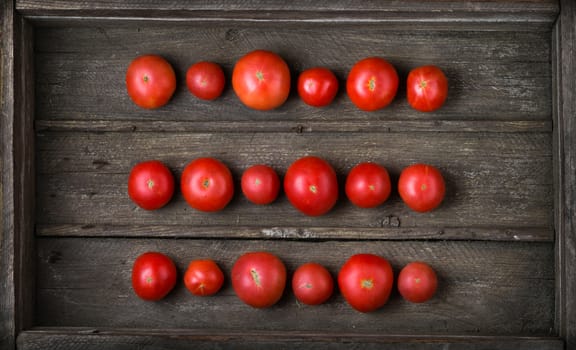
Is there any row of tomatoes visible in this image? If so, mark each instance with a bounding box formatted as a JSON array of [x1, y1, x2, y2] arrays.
[[128, 156, 446, 216], [132, 250, 438, 313], [126, 50, 448, 112]]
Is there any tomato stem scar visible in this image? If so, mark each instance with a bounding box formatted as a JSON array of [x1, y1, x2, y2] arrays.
[[309, 185, 318, 194], [250, 268, 261, 286], [147, 179, 154, 189], [361, 278, 374, 289], [202, 178, 210, 189], [368, 77, 376, 91], [256, 71, 264, 82]]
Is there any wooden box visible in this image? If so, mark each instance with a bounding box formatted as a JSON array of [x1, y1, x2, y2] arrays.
[[1, 1, 575, 349]]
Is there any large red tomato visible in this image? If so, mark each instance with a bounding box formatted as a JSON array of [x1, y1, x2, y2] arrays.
[[407, 65, 448, 112], [338, 254, 394, 313], [297, 67, 339, 107], [292, 262, 334, 305], [131, 252, 177, 301], [346, 57, 398, 111], [126, 55, 176, 109], [128, 160, 175, 210], [186, 61, 226, 101], [284, 156, 339, 216], [398, 163, 446, 212], [241, 164, 281, 205], [231, 252, 287, 308], [232, 50, 291, 110], [184, 259, 225, 296], [345, 162, 391, 208], [181, 157, 234, 212], [398, 261, 438, 303]]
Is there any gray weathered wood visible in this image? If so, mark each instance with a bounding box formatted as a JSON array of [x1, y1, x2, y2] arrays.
[[35, 238, 555, 336]]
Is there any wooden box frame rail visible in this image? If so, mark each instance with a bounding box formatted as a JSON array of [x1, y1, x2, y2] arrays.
[[1, 0, 575, 349]]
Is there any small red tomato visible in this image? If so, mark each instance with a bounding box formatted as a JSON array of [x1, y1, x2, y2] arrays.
[[346, 57, 399, 111], [297, 67, 339, 107], [131, 252, 177, 301], [284, 156, 339, 216], [128, 160, 175, 210], [125, 55, 176, 109], [345, 162, 391, 208], [180, 157, 234, 212], [398, 163, 446, 212], [407, 65, 448, 112], [241, 165, 281, 205], [398, 261, 438, 303], [184, 259, 225, 296], [338, 253, 394, 313], [186, 61, 226, 100], [292, 262, 334, 305], [232, 50, 291, 110], [231, 252, 287, 308]]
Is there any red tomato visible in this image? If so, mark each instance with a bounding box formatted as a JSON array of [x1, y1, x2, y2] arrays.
[[338, 254, 394, 313], [398, 262, 438, 303], [186, 61, 226, 101], [181, 157, 234, 212], [346, 57, 398, 111], [407, 65, 448, 112], [184, 259, 225, 296], [297, 67, 339, 107], [398, 163, 446, 212], [345, 162, 391, 208], [241, 164, 280, 205], [231, 252, 287, 308], [232, 50, 291, 110], [125, 55, 176, 109], [131, 252, 177, 301], [284, 156, 339, 216], [128, 160, 175, 210], [292, 262, 334, 305]]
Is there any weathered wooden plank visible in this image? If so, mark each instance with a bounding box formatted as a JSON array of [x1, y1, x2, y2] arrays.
[[17, 329, 565, 350], [35, 238, 556, 336]]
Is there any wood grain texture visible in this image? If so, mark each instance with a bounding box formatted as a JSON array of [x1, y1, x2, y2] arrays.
[[35, 238, 556, 336], [17, 329, 565, 350]]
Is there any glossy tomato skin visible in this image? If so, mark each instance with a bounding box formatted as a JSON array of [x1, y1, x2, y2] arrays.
[[131, 252, 177, 301], [345, 162, 391, 208], [297, 67, 339, 107], [128, 160, 175, 210], [181, 158, 234, 212], [398, 163, 446, 212], [398, 262, 438, 303], [338, 254, 394, 313], [407, 65, 448, 112], [284, 156, 339, 216], [292, 262, 334, 305], [346, 57, 399, 111], [241, 165, 281, 205], [232, 50, 291, 110], [184, 259, 225, 296], [126, 55, 176, 109], [186, 61, 225, 100], [231, 252, 287, 308]]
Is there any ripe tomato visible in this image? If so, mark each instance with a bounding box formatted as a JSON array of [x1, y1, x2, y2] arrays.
[[407, 65, 448, 112], [232, 50, 291, 110], [338, 254, 394, 313], [125, 55, 176, 109], [231, 252, 287, 308], [184, 259, 225, 296], [241, 164, 280, 205], [284, 156, 339, 216], [186, 61, 226, 101], [127, 160, 175, 210], [292, 262, 334, 306], [297, 67, 339, 107], [181, 157, 234, 212], [398, 262, 438, 303], [398, 163, 446, 212], [345, 162, 391, 208], [346, 57, 398, 111], [131, 252, 177, 301]]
